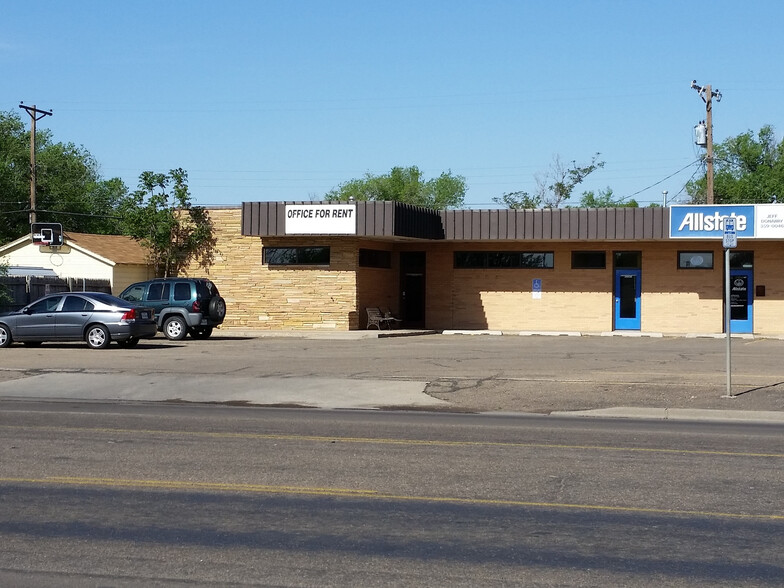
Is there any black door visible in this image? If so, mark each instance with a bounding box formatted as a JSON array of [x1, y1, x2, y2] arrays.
[[400, 252, 426, 328]]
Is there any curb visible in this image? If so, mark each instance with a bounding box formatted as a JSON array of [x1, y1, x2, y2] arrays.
[[551, 407, 784, 424]]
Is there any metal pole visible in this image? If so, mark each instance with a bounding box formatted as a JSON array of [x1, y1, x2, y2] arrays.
[[662, 190, 668, 207], [724, 247, 733, 398], [705, 85, 714, 205]]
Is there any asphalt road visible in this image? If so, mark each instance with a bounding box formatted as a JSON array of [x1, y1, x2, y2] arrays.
[[0, 334, 783, 414], [0, 403, 782, 587]]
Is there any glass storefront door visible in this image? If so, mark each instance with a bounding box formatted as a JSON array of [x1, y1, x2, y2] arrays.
[[614, 252, 641, 331]]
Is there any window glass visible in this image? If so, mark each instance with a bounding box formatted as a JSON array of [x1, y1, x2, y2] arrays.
[[29, 296, 62, 313], [455, 251, 554, 269], [730, 251, 753, 269], [62, 296, 94, 312], [147, 283, 168, 301], [614, 251, 641, 269], [521, 252, 554, 268], [359, 249, 392, 268], [572, 251, 606, 269], [300, 247, 330, 264], [122, 285, 145, 302], [487, 252, 519, 268], [173, 282, 191, 301], [454, 252, 486, 268], [197, 280, 219, 297], [264, 247, 330, 266], [679, 252, 713, 269]]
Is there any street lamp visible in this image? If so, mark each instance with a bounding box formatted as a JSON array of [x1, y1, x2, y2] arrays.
[[662, 190, 668, 207]]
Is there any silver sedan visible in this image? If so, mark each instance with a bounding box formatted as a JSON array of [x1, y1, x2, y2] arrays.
[[0, 292, 158, 349]]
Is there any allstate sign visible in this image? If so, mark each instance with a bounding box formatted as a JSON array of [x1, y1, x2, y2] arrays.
[[669, 205, 756, 239]]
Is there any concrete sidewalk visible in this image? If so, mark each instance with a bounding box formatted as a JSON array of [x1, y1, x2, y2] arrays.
[[1, 329, 782, 424]]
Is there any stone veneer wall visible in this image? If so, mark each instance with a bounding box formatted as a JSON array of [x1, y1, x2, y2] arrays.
[[183, 208, 359, 330]]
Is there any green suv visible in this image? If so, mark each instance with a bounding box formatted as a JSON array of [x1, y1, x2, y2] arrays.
[[119, 278, 226, 340]]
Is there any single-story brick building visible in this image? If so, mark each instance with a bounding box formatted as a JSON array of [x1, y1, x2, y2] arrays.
[[189, 202, 784, 336]]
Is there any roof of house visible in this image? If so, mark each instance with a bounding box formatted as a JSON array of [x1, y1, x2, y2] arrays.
[[63, 232, 149, 265], [6, 266, 59, 277]]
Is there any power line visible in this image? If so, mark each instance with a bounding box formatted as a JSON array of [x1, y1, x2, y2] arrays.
[[617, 160, 701, 203]]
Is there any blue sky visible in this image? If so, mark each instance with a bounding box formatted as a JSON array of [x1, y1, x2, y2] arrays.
[[2, 1, 782, 208]]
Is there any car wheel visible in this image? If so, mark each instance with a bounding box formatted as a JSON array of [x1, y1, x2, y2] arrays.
[[0, 324, 11, 348], [163, 316, 188, 341], [85, 324, 111, 349], [117, 337, 139, 348], [208, 297, 226, 321], [190, 327, 213, 339]]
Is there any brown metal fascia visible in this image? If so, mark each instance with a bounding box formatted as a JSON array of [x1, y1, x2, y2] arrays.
[[241, 203, 672, 241]]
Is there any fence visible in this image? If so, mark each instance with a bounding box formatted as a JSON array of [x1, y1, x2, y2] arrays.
[[0, 276, 112, 313]]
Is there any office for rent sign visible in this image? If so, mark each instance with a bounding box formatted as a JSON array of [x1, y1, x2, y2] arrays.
[[285, 204, 357, 235]]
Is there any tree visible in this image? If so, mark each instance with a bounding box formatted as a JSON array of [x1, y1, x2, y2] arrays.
[[0, 258, 10, 307], [493, 190, 542, 210], [577, 188, 638, 208], [0, 110, 125, 245], [493, 153, 605, 209], [325, 166, 466, 209], [687, 125, 784, 204], [118, 169, 216, 278]]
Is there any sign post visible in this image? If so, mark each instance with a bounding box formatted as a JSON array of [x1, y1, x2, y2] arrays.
[[722, 217, 737, 398]]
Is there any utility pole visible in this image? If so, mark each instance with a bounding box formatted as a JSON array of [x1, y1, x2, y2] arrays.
[[690, 81, 721, 204], [19, 102, 53, 225]]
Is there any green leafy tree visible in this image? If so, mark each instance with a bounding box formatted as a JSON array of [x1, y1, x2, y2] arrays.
[[0, 258, 11, 306], [493, 190, 542, 209], [0, 110, 127, 244], [118, 168, 216, 277], [325, 166, 466, 209], [687, 125, 784, 203], [577, 188, 638, 208], [493, 153, 605, 209]]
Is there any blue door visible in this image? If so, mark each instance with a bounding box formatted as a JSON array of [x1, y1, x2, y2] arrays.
[[614, 269, 641, 330], [729, 269, 753, 333]]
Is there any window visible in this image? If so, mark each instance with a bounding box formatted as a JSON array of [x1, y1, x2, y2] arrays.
[[454, 251, 554, 269], [730, 251, 753, 269], [173, 282, 191, 301], [62, 296, 94, 312], [359, 249, 392, 268], [614, 251, 641, 269], [679, 252, 713, 269], [264, 246, 330, 266], [147, 283, 170, 301], [122, 285, 145, 302], [521, 252, 554, 268], [28, 296, 62, 313], [571, 251, 606, 269]]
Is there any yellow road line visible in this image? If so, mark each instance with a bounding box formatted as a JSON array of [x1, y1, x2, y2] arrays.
[[1, 476, 782, 521], [2, 425, 783, 459]]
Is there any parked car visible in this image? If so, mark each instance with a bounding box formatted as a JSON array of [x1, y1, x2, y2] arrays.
[[119, 278, 226, 340], [0, 292, 157, 349]]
